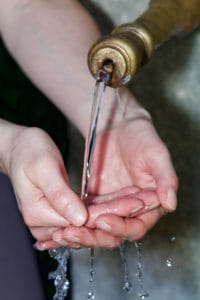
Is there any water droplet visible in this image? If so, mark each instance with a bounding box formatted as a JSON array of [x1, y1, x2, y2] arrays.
[[123, 281, 132, 292], [138, 291, 149, 299], [170, 236, 176, 242], [62, 280, 70, 291], [87, 292, 95, 300], [89, 270, 94, 283], [166, 258, 173, 268]]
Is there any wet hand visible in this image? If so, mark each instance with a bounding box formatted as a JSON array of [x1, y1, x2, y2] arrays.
[[86, 116, 178, 241], [6, 127, 88, 242], [46, 187, 160, 249], [37, 117, 178, 249]]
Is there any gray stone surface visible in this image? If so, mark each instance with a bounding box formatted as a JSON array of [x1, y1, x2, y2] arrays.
[[69, 1, 200, 300]]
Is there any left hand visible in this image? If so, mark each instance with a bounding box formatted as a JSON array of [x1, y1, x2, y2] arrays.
[[84, 116, 178, 241]]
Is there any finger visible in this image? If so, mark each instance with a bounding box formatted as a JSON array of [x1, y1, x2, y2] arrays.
[[22, 194, 69, 227], [95, 207, 164, 241], [52, 227, 121, 249], [34, 239, 81, 250], [133, 189, 160, 211], [137, 206, 165, 230], [149, 148, 179, 212], [30, 227, 59, 241], [34, 240, 60, 250], [29, 155, 87, 226], [88, 185, 140, 204], [86, 195, 145, 228]]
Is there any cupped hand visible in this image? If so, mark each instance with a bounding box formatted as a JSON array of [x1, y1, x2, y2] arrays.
[[6, 127, 88, 241], [86, 116, 178, 241], [8, 115, 177, 250], [48, 187, 160, 249], [46, 116, 178, 250], [6, 126, 144, 250]]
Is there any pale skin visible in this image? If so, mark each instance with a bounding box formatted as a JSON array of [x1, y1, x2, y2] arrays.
[[0, 0, 178, 249]]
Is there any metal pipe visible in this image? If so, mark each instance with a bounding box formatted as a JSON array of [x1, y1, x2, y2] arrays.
[[88, 0, 200, 87]]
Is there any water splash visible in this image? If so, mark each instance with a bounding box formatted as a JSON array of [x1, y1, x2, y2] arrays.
[[170, 236, 176, 242], [120, 242, 133, 293], [135, 241, 149, 299], [166, 258, 173, 268], [48, 247, 71, 300]]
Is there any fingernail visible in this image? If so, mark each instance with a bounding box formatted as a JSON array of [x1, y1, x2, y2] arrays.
[[167, 190, 177, 211], [66, 206, 86, 226], [128, 205, 144, 217], [96, 221, 112, 232], [33, 241, 46, 251], [65, 236, 80, 243]]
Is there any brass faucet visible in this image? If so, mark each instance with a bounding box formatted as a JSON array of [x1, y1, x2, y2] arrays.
[[88, 0, 200, 87]]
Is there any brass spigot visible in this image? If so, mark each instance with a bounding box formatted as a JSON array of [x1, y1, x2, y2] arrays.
[[88, 0, 200, 87]]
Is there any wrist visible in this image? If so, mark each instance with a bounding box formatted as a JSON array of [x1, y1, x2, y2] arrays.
[[0, 119, 25, 174]]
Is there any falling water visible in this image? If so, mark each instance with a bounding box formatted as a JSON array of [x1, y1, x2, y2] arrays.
[[80, 70, 111, 300], [48, 68, 111, 300], [87, 248, 95, 300], [166, 258, 173, 268], [135, 241, 149, 299], [166, 236, 176, 268], [48, 247, 71, 300], [119, 242, 133, 293], [88, 248, 95, 284]]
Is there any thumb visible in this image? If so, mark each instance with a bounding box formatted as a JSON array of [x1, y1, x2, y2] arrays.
[[30, 155, 87, 226], [149, 150, 178, 212]]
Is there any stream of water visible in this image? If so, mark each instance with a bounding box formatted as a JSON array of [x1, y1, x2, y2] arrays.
[[82, 72, 111, 300], [48, 68, 150, 300], [49, 70, 110, 300], [120, 242, 133, 293], [135, 241, 149, 299]]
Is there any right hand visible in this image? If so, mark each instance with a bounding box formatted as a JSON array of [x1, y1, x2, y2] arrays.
[[5, 126, 88, 240]]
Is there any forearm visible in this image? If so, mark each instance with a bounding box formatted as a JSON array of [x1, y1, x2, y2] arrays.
[[0, 0, 150, 136]]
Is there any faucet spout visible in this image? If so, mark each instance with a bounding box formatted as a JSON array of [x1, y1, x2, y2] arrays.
[[88, 0, 200, 87]]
